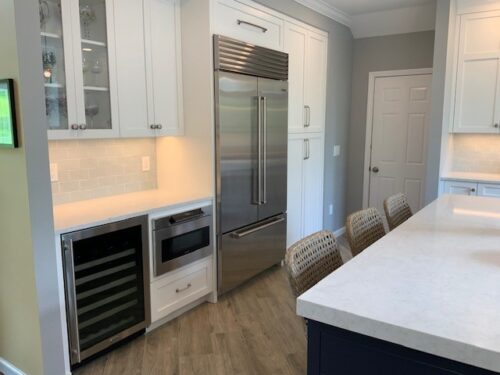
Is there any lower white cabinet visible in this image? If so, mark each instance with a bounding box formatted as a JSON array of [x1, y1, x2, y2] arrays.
[[287, 133, 324, 247], [478, 183, 500, 198], [150, 256, 213, 322], [443, 180, 478, 196], [443, 179, 500, 197]]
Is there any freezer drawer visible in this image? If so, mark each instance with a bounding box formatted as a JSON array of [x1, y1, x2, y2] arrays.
[[218, 214, 286, 294]]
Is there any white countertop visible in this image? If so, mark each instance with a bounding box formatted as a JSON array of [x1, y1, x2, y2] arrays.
[[53, 189, 213, 234], [441, 171, 500, 184], [297, 195, 500, 372]]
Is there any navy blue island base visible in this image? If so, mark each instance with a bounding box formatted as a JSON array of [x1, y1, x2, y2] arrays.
[[307, 320, 499, 375]]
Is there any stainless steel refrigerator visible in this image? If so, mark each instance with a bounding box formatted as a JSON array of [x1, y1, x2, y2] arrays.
[[214, 35, 288, 294]]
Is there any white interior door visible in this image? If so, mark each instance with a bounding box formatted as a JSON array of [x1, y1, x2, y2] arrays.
[[368, 73, 432, 217]]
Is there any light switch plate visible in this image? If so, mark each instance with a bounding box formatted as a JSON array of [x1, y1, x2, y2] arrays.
[[142, 156, 151, 172], [50, 163, 58, 182], [333, 145, 341, 157]]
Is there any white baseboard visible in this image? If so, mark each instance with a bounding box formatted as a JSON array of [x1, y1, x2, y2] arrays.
[[0, 358, 26, 375], [333, 226, 346, 237]]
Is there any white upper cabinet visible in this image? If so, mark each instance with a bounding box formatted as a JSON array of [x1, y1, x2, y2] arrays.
[[212, 0, 284, 50], [41, 0, 183, 140], [303, 30, 328, 134], [144, 0, 183, 137], [115, 0, 183, 138], [284, 21, 328, 134], [453, 10, 500, 133], [284, 21, 307, 134]]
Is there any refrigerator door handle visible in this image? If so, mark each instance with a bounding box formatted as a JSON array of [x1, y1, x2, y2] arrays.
[[231, 216, 286, 239], [254, 95, 263, 205], [262, 96, 268, 205]]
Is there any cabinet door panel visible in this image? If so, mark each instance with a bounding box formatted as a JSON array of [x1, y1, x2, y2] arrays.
[[455, 58, 499, 132], [114, 0, 152, 138], [145, 0, 181, 136], [213, 0, 283, 50], [287, 137, 305, 247], [302, 134, 324, 237], [453, 11, 500, 134], [478, 183, 500, 198], [43, 0, 80, 140], [284, 22, 307, 134], [304, 31, 327, 133], [443, 181, 478, 196]]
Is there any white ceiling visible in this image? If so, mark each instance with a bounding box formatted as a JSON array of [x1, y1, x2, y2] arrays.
[[322, 0, 434, 15]]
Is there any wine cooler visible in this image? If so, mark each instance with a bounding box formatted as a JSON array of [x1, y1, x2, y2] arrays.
[[61, 215, 150, 366]]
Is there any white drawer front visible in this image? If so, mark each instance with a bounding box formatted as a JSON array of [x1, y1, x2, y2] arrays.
[[478, 183, 500, 198], [213, 0, 283, 50], [443, 181, 478, 196], [151, 257, 213, 322]]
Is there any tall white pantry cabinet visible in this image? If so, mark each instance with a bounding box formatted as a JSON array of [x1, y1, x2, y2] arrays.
[[284, 20, 328, 247]]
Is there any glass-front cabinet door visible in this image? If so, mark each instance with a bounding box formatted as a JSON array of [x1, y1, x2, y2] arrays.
[[40, 0, 118, 139], [40, 0, 77, 138], [73, 0, 118, 138]]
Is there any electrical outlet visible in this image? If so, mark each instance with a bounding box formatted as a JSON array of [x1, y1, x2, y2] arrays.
[[329, 204, 333, 215], [141, 156, 151, 172], [333, 145, 341, 157], [50, 163, 58, 182]]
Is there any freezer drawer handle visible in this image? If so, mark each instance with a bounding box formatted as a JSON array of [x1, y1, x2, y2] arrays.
[[231, 217, 285, 239]]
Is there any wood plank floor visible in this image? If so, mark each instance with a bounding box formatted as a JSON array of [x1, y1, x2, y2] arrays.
[[75, 238, 352, 375]]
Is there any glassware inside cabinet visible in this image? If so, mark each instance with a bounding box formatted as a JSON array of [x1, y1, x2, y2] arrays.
[[79, 0, 112, 130], [39, 0, 68, 130]]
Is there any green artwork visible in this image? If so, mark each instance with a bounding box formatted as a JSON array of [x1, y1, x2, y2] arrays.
[[0, 80, 16, 148]]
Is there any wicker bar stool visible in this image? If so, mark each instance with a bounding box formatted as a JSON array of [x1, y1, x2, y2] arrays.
[[384, 193, 413, 231], [285, 230, 344, 297], [346, 207, 386, 257]]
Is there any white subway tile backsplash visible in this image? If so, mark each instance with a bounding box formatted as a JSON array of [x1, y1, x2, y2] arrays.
[[451, 134, 500, 174], [49, 139, 157, 205]]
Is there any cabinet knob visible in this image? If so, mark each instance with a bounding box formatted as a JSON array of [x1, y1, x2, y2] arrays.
[[372, 166, 379, 173], [494, 123, 499, 128], [157, 124, 162, 130], [471, 188, 476, 193], [150, 124, 156, 130], [79, 124, 87, 130], [71, 124, 79, 130]]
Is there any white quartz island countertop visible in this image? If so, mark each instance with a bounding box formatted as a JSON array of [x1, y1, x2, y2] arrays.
[[297, 195, 500, 373], [53, 189, 212, 234]]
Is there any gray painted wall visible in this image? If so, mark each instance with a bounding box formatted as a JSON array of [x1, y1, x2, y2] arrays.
[[255, 0, 354, 232], [426, 0, 453, 204], [347, 31, 435, 215]]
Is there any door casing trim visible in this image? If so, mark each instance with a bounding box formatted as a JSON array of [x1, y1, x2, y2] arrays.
[[362, 68, 433, 209]]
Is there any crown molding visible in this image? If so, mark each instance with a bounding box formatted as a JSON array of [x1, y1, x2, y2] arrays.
[[293, 0, 352, 27]]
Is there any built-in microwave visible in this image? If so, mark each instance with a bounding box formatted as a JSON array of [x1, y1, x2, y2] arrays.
[[152, 205, 213, 277]]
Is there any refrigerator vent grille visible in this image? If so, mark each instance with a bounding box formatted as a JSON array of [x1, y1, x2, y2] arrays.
[[214, 35, 288, 81]]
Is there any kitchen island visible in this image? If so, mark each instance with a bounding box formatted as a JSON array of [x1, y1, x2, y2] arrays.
[[298, 195, 500, 374]]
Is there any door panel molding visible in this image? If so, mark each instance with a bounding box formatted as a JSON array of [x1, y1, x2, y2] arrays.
[[362, 68, 433, 209]]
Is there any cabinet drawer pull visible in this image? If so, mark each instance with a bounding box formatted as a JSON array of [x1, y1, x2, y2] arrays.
[[176, 283, 192, 293], [304, 105, 311, 127], [237, 19, 268, 33]]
